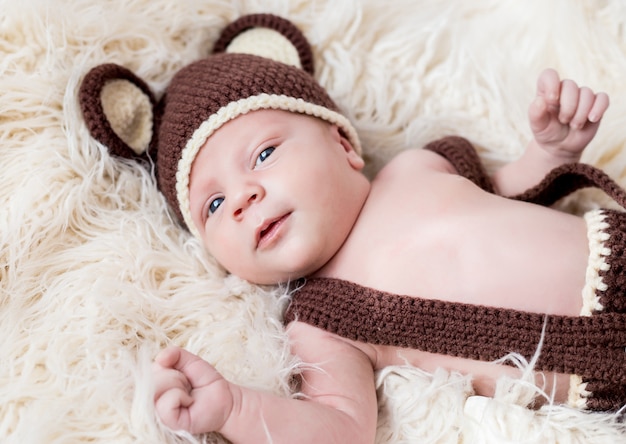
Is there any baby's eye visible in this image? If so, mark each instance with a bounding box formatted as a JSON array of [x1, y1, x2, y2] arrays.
[[255, 146, 275, 167], [208, 197, 224, 216]]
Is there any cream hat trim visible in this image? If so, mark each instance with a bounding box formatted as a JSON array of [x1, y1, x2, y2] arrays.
[[581, 209, 610, 316], [175, 93, 361, 238], [226, 28, 302, 69]]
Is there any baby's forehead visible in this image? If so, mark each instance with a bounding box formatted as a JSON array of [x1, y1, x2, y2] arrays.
[[192, 110, 279, 162], [203, 108, 325, 148]]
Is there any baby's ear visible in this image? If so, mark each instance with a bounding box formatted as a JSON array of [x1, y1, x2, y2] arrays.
[[79, 63, 158, 161], [330, 125, 364, 171]]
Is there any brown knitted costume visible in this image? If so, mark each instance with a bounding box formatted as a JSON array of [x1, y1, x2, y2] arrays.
[[284, 277, 626, 411], [78, 15, 626, 412], [285, 136, 626, 412]]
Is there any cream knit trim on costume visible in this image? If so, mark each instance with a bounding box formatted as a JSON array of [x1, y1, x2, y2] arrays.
[[580, 209, 610, 316], [567, 209, 611, 409], [175, 93, 361, 238], [568, 374, 593, 410]]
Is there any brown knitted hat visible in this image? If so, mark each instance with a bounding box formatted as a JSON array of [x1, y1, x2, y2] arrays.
[[79, 14, 361, 236]]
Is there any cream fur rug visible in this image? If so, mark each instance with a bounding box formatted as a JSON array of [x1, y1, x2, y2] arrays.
[[1, 0, 626, 442]]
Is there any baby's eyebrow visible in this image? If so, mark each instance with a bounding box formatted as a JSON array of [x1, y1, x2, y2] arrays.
[[189, 169, 217, 202]]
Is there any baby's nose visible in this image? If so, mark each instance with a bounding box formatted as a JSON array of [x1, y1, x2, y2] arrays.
[[232, 184, 264, 219], [233, 193, 257, 217]]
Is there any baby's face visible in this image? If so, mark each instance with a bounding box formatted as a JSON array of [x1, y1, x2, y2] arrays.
[[188, 109, 367, 284]]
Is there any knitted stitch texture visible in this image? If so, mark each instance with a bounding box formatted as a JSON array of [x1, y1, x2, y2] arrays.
[[423, 136, 496, 193], [284, 277, 626, 410], [212, 13, 314, 75], [157, 51, 341, 224], [79, 63, 157, 159], [597, 210, 626, 313]]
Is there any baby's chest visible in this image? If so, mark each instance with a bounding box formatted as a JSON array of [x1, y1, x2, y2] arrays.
[[343, 178, 485, 293], [337, 173, 579, 303]]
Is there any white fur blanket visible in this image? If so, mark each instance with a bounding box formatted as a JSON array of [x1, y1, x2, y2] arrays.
[[2, 0, 626, 442]]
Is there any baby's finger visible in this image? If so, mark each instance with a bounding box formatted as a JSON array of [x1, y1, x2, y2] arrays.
[[159, 347, 222, 389], [536, 68, 561, 104], [569, 87, 595, 129], [155, 346, 183, 368], [155, 387, 193, 429], [157, 386, 194, 410], [528, 95, 551, 134], [152, 366, 193, 400], [589, 91, 610, 123], [558, 79, 580, 124]]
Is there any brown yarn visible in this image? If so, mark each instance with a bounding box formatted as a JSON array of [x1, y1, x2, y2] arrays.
[[78, 63, 157, 160], [597, 210, 626, 314], [510, 161, 626, 208], [423, 136, 496, 193], [423, 136, 626, 209], [213, 13, 315, 75], [78, 14, 346, 229], [284, 277, 626, 409], [155, 52, 339, 223]]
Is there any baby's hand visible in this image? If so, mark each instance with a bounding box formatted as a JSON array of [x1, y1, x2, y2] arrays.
[[529, 68, 609, 160], [152, 346, 233, 435]]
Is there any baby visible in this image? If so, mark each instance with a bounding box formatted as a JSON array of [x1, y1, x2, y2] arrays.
[[79, 13, 625, 444]]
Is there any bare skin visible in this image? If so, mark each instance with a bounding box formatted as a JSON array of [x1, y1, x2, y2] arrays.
[[153, 69, 610, 443]]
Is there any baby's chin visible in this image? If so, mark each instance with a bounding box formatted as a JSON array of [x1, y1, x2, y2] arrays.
[[229, 262, 321, 286], [238, 269, 308, 286], [222, 245, 335, 285]]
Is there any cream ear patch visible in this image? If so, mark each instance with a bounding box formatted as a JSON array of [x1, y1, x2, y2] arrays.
[[226, 28, 302, 69], [100, 79, 153, 155]]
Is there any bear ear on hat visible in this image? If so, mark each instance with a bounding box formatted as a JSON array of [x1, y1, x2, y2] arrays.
[[212, 13, 315, 75], [79, 63, 158, 161]]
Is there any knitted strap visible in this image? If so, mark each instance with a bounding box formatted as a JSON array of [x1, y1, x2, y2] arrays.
[[584, 379, 626, 411], [510, 162, 626, 209], [423, 136, 626, 210], [423, 136, 496, 193], [284, 277, 626, 384]]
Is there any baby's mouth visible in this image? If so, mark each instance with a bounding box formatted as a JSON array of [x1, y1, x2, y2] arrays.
[[257, 213, 290, 248], [260, 222, 275, 239]]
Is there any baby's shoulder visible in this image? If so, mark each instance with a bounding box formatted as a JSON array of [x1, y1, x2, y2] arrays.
[[378, 148, 456, 180]]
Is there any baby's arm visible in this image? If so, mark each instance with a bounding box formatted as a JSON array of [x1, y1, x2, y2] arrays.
[[493, 68, 609, 196], [152, 322, 377, 443]]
